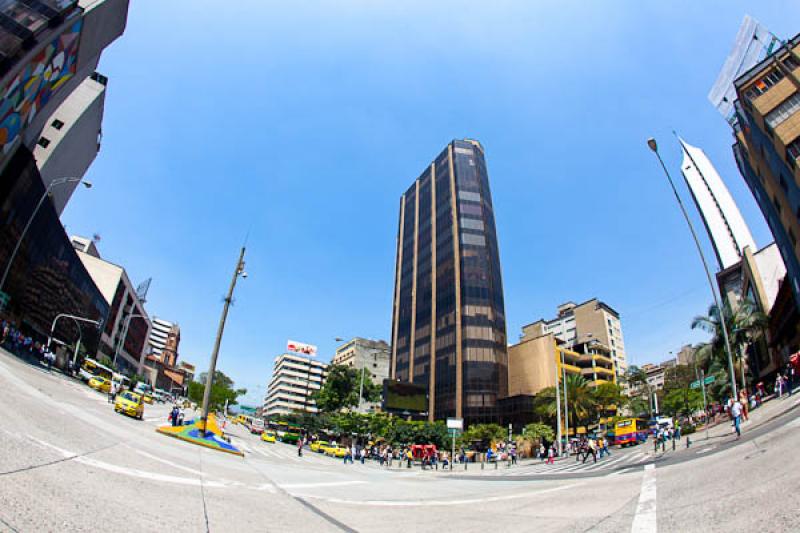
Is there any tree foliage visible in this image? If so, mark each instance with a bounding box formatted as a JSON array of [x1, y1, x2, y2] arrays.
[[312, 364, 381, 413], [188, 370, 246, 412]]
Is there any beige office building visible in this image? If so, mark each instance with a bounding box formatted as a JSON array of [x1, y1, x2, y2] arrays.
[[521, 299, 627, 379]]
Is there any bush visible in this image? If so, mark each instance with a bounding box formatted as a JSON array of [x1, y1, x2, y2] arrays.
[[680, 424, 696, 436]]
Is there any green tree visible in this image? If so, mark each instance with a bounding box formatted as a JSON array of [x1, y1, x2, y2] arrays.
[[522, 422, 554, 443], [662, 388, 704, 419], [691, 299, 768, 395], [622, 366, 653, 417], [188, 371, 246, 412], [313, 364, 381, 413], [458, 423, 506, 448]]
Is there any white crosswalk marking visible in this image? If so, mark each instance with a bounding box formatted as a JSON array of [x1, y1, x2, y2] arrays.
[[471, 448, 654, 477]]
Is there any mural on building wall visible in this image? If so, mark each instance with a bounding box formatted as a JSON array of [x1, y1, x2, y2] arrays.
[[0, 19, 83, 154]]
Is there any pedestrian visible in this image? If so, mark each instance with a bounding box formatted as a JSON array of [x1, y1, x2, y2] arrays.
[[510, 444, 517, 465], [546, 444, 555, 465], [442, 451, 450, 470], [343, 448, 352, 465], [359, 446, 366, 465], [170, 405, 179, 427], [731, 397, 744, 439], [539, 443, 546, 462], [108, 380, 117, 403], [739, 389, 750, 421], [178, 407, 185, 425], [776, 374, 784, 398], [297, 437, 304, 457], [787, 364, 796, 396], [406, 447, 413, 468], [674, 425, 681, 442]]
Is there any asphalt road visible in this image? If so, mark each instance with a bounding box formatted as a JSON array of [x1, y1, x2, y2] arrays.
[[1, 349, 798, 532]]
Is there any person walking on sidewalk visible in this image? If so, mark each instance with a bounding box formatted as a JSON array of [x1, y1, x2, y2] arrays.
[[731, 398, 744, 439], [546, 444, 555, 465], [776, 374, 784, 398], [787, 364, 796, 396]]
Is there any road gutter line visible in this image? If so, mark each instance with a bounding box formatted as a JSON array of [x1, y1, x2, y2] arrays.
[[631, 464, 657, 533]]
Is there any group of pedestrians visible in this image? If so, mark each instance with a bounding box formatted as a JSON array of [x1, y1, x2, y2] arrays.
[[774, 364, 796, 397], [1, 320, 55, 368], [168, 404, 185, 427]]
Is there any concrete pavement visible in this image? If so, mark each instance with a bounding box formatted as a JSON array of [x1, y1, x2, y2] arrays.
[[1, 348, 798, 532]]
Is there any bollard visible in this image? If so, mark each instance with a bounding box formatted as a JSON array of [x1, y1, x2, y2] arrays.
[[672, 438, 676, 451], [481, 461, 484, 470], [686, 437, 691, 449], [464, 460, 467, 470], [495, 461, 498, 470]]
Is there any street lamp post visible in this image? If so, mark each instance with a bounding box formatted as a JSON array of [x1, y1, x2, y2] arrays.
[[553, 344, 563, 456], [647, 137, 738, 401], [47, 313, 102, 366], [0, 177, 91, 295], [200, 246, 246, 437]]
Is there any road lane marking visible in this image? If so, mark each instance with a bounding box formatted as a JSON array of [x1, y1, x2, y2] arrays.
[[303, 482, 581, 506], [281, 481, 367, 489], [127, 446, 207, 476], [631, 464, 657, 533]]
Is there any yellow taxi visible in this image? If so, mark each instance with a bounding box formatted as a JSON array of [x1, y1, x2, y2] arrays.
[[88, 376, 112, 394], [261, 430, 277, 443], [323, 444, 348, 458], [310, 440, 329, 453], [114, 391, 144, 419], [143, 393, 154, 404]]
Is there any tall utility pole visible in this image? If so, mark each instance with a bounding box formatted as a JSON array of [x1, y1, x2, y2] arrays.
[[647, 137, 738, 400], [200, 247, 246, 436]]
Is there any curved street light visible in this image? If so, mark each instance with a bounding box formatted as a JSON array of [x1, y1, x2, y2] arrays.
[[646, 137, 738, 400], [0, 176, 92, 294]]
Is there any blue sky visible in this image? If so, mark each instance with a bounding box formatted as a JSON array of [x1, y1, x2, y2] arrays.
[[62, 1, 800, 406]]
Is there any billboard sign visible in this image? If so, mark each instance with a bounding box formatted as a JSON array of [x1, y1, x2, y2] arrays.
[[382, 379, 427, 413], [287, 339, 318, 356]]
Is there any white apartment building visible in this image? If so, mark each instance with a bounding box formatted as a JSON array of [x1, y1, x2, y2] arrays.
[[522, 298, 627, 379], [149, 317, 175, 357], [331, 337, 390, 384], [263, 353, 328, 418]]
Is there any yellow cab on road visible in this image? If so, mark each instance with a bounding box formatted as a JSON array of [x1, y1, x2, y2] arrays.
[[114, 391, 144, 419], [261, 430, 277, 443], [310, 440, 329, 453], [142, 393, 154, 404], [323, 444, 347, 458], [88, 376, 112, 394]]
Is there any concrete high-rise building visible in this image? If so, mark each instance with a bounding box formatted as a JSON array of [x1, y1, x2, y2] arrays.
[[332, 337, 391, 384], [263, 354, 327, 418], [522, 299, 627, 378], [730, 36, 800, 363], [32, 73, 107, 215], [71, 235, 150, 375], [149, 318, 178, 361], [678, 138, 757, 269], [0, 0, 129, 171], [390, 139, 508, 424], [501, 332, 616, 430]]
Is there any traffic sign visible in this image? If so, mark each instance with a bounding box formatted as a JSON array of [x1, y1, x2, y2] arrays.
[[690, 375, 716, 389]]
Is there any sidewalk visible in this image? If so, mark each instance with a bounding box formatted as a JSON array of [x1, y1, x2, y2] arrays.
[[644, 388, 800, 460]]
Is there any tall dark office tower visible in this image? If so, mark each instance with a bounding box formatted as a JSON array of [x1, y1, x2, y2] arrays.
[[390, 139, 508, 424]]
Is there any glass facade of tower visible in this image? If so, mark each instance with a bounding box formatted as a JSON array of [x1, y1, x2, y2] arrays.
[[391, 139, 508, 424]]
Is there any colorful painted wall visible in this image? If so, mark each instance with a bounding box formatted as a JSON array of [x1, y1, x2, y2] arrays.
[[0, 19, 83, 154]]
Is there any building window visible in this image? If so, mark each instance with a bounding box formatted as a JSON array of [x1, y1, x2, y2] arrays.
[[787, 137, 800, 167], [785, 55, 800, 71], [744, 68, 785, 100], [51, 119, 64, 130], [37, 137, 50, 148], [765, 92, 800, 130]]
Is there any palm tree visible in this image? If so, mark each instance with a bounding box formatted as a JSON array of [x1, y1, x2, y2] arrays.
[[563, 374, 595, 430], [692, 299, 767, 393]]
